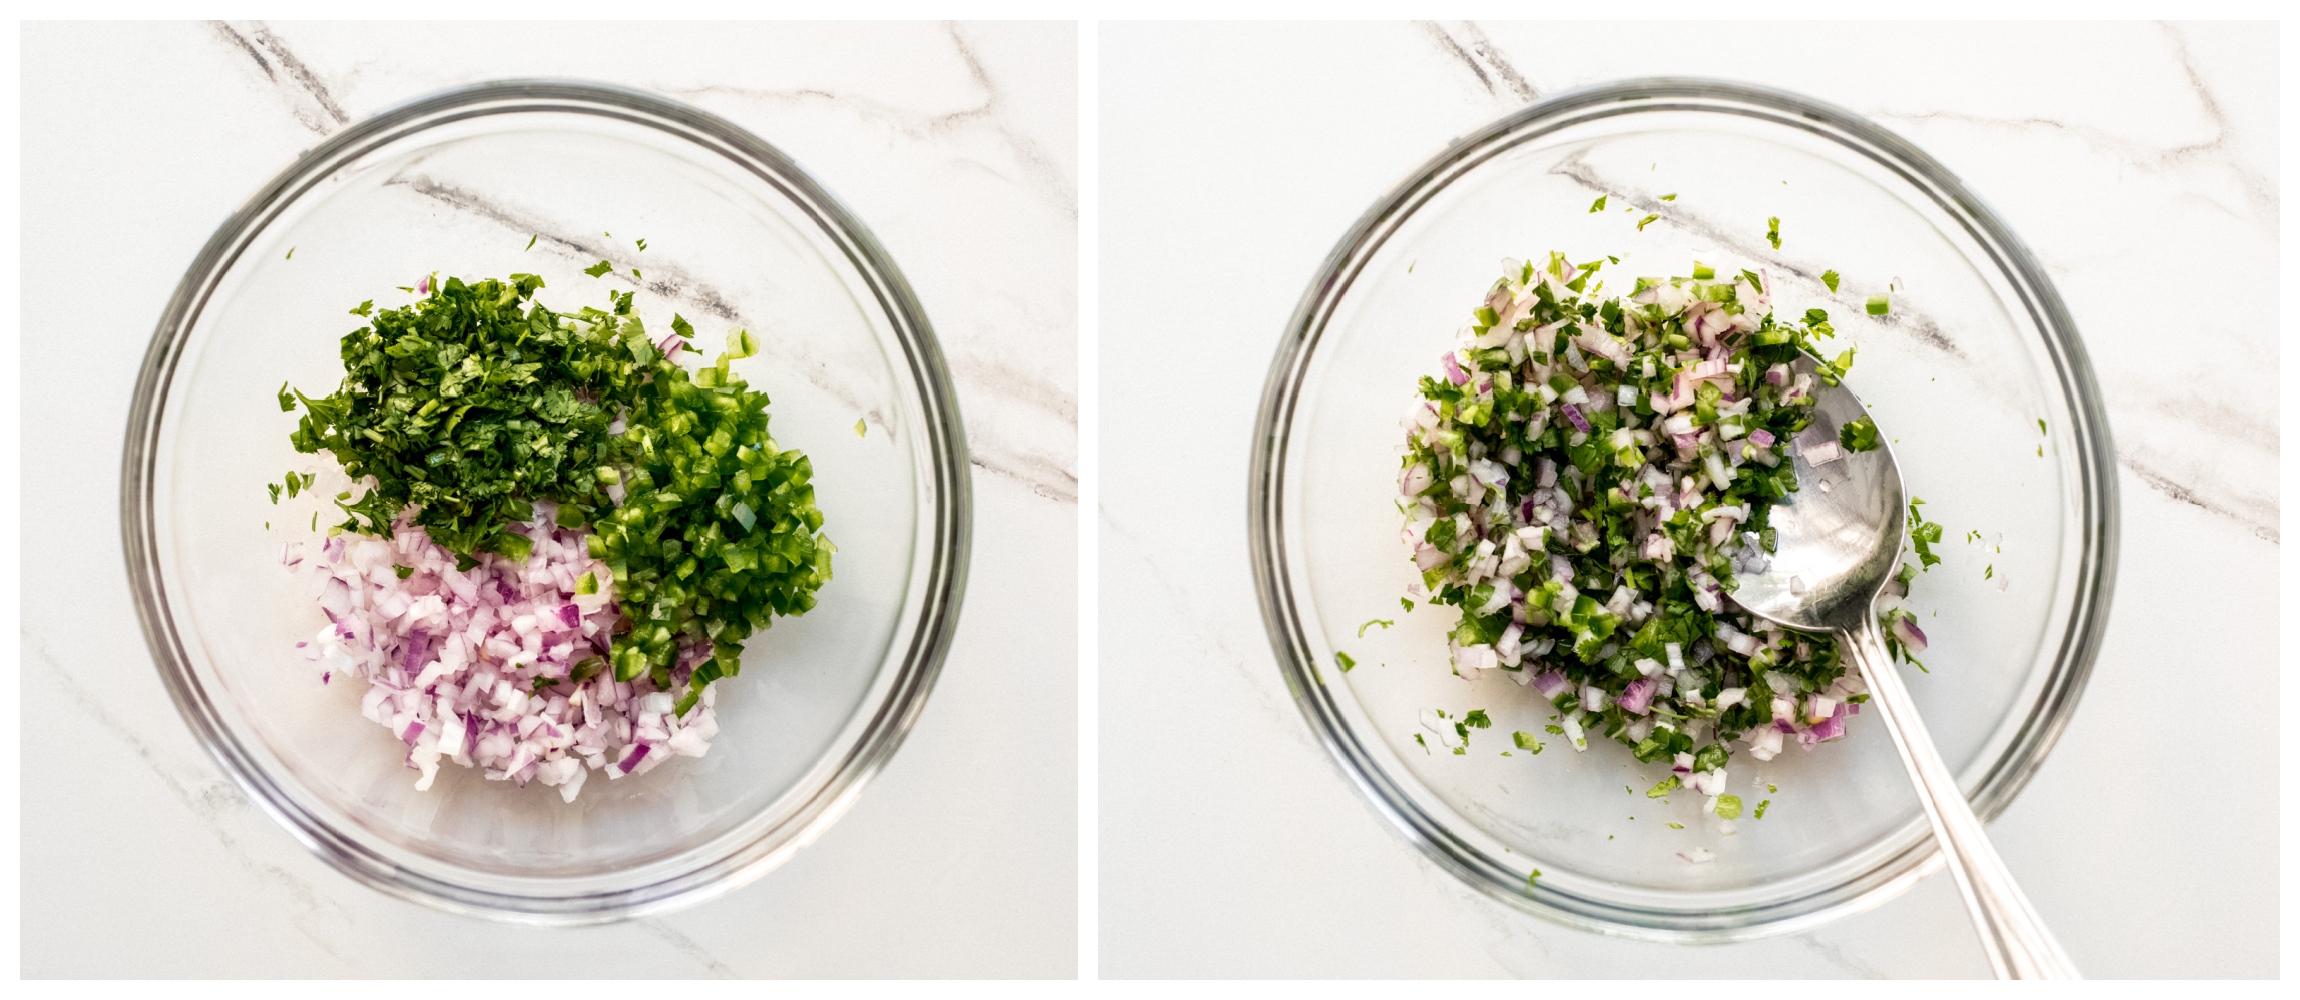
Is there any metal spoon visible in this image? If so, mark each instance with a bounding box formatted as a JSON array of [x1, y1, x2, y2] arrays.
[[1729, 354, 2079, 980]]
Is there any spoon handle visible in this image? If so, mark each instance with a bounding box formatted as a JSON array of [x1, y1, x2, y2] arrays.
[[1840, 618, 2080, 980]]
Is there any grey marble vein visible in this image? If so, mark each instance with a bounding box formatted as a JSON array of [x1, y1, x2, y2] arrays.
[[382, 174, 1080, 505], [642, 920, 739, 978], [952, 354, 1077, 428], [1560, 153, 2279, 541], [28, 639, 364, 973], [2121, 454, 2276, 542], [210, 20, 348, 135], [662, 22, 1077, 219], [1549, 154, 1970, 364], [1099, 507, 1302, 745], [1871, 23, 2274, 226], [974, 448, 1078, 504], [1795, 932, 1887, 979], [943, 21, 1080, 219], [380, 173, 745, 323], [1421, 21, 1538, 104], [205, 21, 1079, 507]]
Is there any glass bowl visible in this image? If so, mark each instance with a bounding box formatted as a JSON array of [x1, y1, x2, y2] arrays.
[[1249, 79, 2116, 941], [122, 80, 971, 924]]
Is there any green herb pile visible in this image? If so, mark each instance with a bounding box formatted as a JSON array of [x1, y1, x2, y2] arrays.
[[1397, 252, 1935, 813], [283, 267, 831, 710]]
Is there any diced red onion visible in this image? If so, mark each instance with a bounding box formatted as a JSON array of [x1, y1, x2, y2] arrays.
[[288, 513, 716, 801], [1619, 677, 1656, 715], [1889, 615, 1928, 653], [617, 743, 651, 774], [1809, 703, 1848, 742], [1560, 404, 1590, 434]]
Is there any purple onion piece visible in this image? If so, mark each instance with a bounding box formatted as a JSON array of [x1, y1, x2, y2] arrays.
[[619, 743, 651, 774], [1561, 403, 1591, 434], [1441, 352, 1470, 386], [1619, 677, 1656, 716], [1890, 615, 1930, 654]]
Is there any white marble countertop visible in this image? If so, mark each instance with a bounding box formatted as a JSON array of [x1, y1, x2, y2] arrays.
[[22, 21, 1076, 977], [1098, 21, 2277, 978]]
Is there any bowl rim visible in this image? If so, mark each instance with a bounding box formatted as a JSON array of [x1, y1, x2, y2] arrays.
[[120, 78, 973, 925], [1247, 76, 2118, 942]]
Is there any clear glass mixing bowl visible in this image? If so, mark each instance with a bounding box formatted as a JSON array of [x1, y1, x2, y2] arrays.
[[122, 80, 971, 924], [1249, 79, 2116, 941]]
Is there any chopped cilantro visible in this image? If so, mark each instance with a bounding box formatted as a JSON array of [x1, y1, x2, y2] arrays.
[[1666, 822, 1684, 829], [1660, 193, 1677, 201], [855, 417, 868, 438], [1512, 731, 1544, 753], [1336, 651, 1357, 672], [1464, 709, 1492, 728], [1840, 417, 1881, 452], [1589, 195, 1607, 213], [1754, 799, 1770, 818], [285, 247, 295, 260], [1398, 249, 1925, 809], [1358, 618, 1394, 637], [1647, 775, 1680, 798], [1765, 216, 1782, 249], [1906, 500, 1945, 569], [525, 234, 538, 250], [1694, 744, 1729, 772], [1400, 597, 1414, 612], [1635, 213, 1660, 232], [273, 470, 316, 501], [583, 260, 614, 277], [1414, 733, 1429, 753], [636, 238, 648, 252], [1984, 564, 1993, 580], [283, 271, 832, 705], [1821, 269, 1841, 293]]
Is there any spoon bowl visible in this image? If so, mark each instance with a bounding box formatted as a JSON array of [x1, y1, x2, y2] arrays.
[[1730, 354, 1907, 634], [1732, 359, 2078, 980]]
